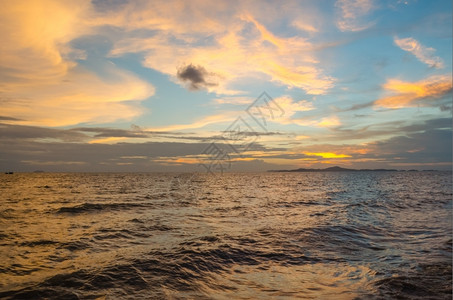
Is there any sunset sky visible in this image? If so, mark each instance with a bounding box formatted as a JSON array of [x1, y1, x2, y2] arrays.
[[0, 0, 451, 172]]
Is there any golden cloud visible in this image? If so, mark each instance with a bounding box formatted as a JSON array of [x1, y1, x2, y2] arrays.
[[0, 0, 155, 127], [0, 0, 90, 84], [375, 75, 452, 109], [0, 0, 336, 128], [108, 5, 334, 95], [1, 65, 154, 127], [303, 152, 352, 158]]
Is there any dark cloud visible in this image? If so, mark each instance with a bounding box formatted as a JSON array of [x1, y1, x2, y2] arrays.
[[0, 124, 160, 141], [0, 139, 207, 172], [400, 117, 451, 132], [0, 116, 21, 121], [0, 123, 284, 144], [344, 101, 374, 111], [328, 118, 451, 142], [439, 104, 452, 113], [176, 64, 218, 91], [370, 129, 452, 165], [71, 127, 149, 138], [0, 138, 282, 172], [0, 123, 86, 141], [0, 119, 450, 172]]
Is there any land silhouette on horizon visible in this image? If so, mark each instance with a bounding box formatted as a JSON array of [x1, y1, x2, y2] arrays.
[[267, 166, 421, 172]]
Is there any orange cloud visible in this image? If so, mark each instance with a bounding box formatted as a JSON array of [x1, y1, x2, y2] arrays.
[[89, 137, 127, 144], [304, 152, 352, 158], [317, 116, 341, 128], [1, 66, 154, 127], [375, 75, 452, 109], [0, 0, 90, 84], [109, 6, 334, 95], [0, 0, 155, 127], [154, 157, 201, 165]]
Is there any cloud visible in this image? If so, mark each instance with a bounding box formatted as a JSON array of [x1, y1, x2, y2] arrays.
[[161, 95, 315, 130], [291, 20, 318, 33], [72, 127, 149, 138], [1, 118, 450, 171], [338, 101, 374, 112], [0, 66, 155, 126], [0, 122, 250, 146], [286, 125, 452, 169], [374, 75, 452, 109], [213, 97, 255, 105], [146, 111, 239, 132], [0, 123, 86, 142], [322, 117, 451, 145], [335, 0, 375, 32], [368, 129, 452, 166], [0, 0, 90, 85], [108, 4, 334, 95], [293, 115, 342, 128], [272, 96, 314, 122], [0, 0, 155, 127], [303, 152, 351, 158], [0, 133, 283, 172], [318, 116, 342, 128], [394, 37, 445, 68], [138, 96, 314, 132], [0, 116, 22, 121], [177, 64, 218, 91]]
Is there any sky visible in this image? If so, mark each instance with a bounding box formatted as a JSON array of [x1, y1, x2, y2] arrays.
[[0, 0, 451, 172]]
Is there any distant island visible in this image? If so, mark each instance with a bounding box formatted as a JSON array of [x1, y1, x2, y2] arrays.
[[268, 166, 399, 172]]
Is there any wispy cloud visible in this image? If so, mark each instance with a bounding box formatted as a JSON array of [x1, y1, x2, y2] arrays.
[[374, 75, 452, 109], [293, 115, 342, 128], [145, 111, 239, 132], [335, 0, 375, 32], [394, 37, 445, 68], [291, 20, 318, 33], [146, 95, 315, 132], [213, 97, 255, 105]]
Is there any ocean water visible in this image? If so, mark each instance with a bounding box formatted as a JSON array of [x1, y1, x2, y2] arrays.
[[0, 172, 451, 299]]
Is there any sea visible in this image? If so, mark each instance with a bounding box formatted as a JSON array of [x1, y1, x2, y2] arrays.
[[0, 171, 451, 299]]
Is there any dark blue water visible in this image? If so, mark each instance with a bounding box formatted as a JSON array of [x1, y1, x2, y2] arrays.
[[0, 172, 451, 299]]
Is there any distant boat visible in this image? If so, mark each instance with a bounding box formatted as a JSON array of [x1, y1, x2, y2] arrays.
[[4, 172, 13, 174]]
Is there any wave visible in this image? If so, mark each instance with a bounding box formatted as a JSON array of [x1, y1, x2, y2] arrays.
[[374, 263, 452, 299], [56, 202, 153, 214], [1, 172, 451, 298]]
